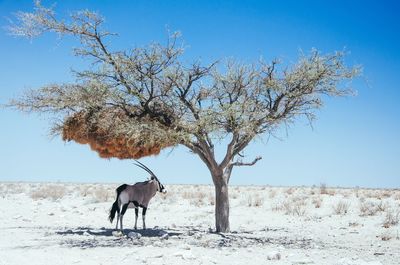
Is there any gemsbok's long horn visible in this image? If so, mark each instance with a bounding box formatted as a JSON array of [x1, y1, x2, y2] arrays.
[[134, 160, 158, 179]]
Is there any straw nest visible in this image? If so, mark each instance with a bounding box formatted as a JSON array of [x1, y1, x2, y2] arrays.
[[62, 108, 177, 159]]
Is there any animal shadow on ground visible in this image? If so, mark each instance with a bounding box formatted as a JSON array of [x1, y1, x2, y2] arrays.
[[56, 226, 181, 237], [55, 226, 184, 249]]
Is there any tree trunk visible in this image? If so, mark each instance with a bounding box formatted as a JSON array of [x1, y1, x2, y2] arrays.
[[212, 170, 231, 233], [191, 143, 234, 233]]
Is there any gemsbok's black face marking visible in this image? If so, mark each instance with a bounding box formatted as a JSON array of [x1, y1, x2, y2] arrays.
[[152, 176, 166, 193], [159, 182, 167, 193]]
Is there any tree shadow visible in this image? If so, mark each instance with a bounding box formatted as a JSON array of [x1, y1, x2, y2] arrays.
[[9, 225, 315, 250]]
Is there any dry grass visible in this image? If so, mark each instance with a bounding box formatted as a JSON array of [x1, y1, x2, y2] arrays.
[[380, 190, 392, 199], [231, 190, 239, 199], [332, 200, 350, 215], [362, 189, 392, 200], [79, 185, 93, 197], [292, 203, 307, 216], [77, 185, 113, 202], [181, 189, 213, 207], [380, 231, 392, 241], [312, 197, 323, 208], [340, 190, 351, 198], [282, 196, 307, 216], [320, 183, 328, 195], [30, 185, 66, 201], [327, 189, 336, 196], [271, 202, 283, 212], [93, 186, 113, 202], [354, 187, 361, 198], [247, 194, 264, 207], [2, 183, 26, 195], [182, 190, 206, 200], [269, 189, 277, 199], [363, 190, 376, 199], [282, 201, 292, 214], [207, 193, 215, 206], [285, 188, 294, 195], [359, 201, 379, 216], [383, 209, 400, 228], [376, 200, 389, 212]]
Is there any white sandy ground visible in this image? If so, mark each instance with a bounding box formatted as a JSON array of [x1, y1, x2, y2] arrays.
[[0, 182, 399, 265]]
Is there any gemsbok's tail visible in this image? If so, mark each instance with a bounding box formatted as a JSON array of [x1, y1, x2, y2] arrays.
[[108, 184, 128, 223]]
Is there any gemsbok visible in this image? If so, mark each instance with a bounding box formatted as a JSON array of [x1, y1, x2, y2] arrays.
[[108, 160, 167, 231]]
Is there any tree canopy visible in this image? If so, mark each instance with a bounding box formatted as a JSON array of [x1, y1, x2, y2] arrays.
[[8, 1, 360, 232]]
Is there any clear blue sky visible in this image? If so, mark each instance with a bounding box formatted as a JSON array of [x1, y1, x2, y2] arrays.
[[0, 0, 399, 188]]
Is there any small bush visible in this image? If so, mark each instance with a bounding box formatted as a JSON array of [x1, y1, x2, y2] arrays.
[[93, 186, 112, 202], [383, 209, 399, 228], [327, 189, 336, 196], [312, 197, 323, 208], [283, 198, 307, 216], [207, 193, 215, 206], [376, 200, 389, 212], [271, 203, 283, 212], [380, 190, 392, 198], [183, 190, 208, 206], [341, 190, 351, 198], [285, 188, 294, 195], [4, 183, 25, 194], [359, 201, 378, 216], [30, 185, 66, 201], [293, 203, 307, 216], [333, 200, 350, 215], [269, 190, 277, 199], [254, 195, 264, 207], [231, 192, 238, 199], [320, 183, 328, 195], [363, 190, 376, 199], [380, 231, 392, 241], [79, 185, 93, 197], [282, 201, 292, 214], [247, 194, 264, 207]]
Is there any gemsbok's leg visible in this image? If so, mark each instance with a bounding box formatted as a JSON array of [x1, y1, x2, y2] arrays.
[[120, 203, 129, 231], [115, 202, 121, 230], [142, 207, 147, 230], [115, 213, 120, 230], [134, 208, 138, 230]]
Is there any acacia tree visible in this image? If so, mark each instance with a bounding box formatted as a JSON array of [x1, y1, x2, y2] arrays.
[[8, 2, 359, 232]]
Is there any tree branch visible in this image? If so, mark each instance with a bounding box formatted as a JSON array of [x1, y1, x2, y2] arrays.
[[219, 132, 239, 169], [231, 156, 262, 167]]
